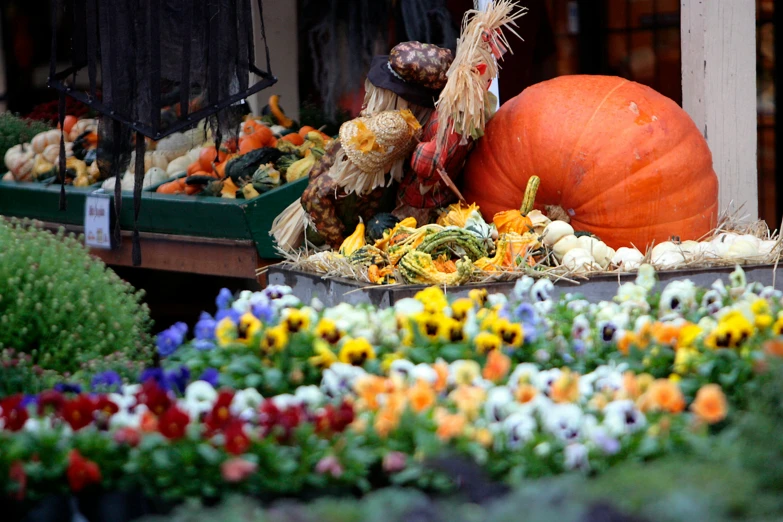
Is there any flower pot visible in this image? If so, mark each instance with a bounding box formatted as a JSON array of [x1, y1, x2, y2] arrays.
[[19, 495, 73, 522], [76, 489, 149, 522]]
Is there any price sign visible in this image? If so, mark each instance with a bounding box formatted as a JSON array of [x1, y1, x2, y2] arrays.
[[84, 193, 114, 250]]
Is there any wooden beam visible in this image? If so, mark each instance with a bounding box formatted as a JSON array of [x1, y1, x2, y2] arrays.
[[248, 0, 300, 120], [681, 0, 758, 219]]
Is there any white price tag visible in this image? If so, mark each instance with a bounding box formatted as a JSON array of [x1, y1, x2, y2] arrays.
[[84, 194, 113, 249]]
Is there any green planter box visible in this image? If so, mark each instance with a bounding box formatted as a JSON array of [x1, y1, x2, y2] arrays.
[[0, 177, 306, 259]]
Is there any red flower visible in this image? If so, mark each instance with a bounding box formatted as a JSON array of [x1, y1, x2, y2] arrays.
[[258, 400, 303, 441], [316, 401, 355, 435], [9, 461, 27, 500], [67, 450, 101, 492], [113, 426, 141, 447], [224, 421, 251, 455], [1, 395, 29, 432], [62, 395, 96, 431], [158, 406, 190, 440], [136, 380, 172, 417], [37, 390, 66, 416], [205, 390, 235, 432], [94, 396, 119, 417], [221, 458, 257, 483]]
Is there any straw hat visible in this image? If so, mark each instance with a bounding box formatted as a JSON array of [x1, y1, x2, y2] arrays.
[[339, 109, 423, 176]]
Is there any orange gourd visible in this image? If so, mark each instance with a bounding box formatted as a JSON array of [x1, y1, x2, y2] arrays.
[[199, 147, 228, 171], [157, 178, 187, 194], [186, 161, 202, 175], [492, 176, 539, 235], [281, 133, 305, 146], [462, 76, 719, 250], [298, 126, 317, 138]]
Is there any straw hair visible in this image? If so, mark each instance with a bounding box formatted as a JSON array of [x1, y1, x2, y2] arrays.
[[435, 0, 527, 155], [270, 199, 309, 252]]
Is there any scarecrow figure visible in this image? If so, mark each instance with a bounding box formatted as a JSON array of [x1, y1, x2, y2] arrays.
[[272, 0, 524, 251]]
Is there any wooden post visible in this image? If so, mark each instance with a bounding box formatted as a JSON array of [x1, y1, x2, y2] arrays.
[[681, 0, 758, 219], [249, 0, 300, 120]]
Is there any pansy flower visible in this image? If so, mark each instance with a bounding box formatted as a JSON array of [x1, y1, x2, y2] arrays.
[[338, 337, 376, 366], [315, 318, 342, 344], [261, 325, 289, 353], [215, 317, 238, 347], [474, 331, 502, 355], [237, 313, 263, 346]]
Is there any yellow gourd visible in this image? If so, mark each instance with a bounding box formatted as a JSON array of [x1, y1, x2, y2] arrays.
[[339, 222, 366, 256], [492, 176, 540, 234]]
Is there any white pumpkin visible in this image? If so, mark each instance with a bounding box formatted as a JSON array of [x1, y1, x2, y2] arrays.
[[42, 142, 74, 164], [187, 147, 202, 163], [576, 236, 613, 268], [651, 241, 680, 260], [542, 221, 574, 247], [759, 240, 778, 256], [552, 234, 581, 261], [712, 232, 739, 247], [166, 155, 191, 176], [155, 132, 201, 161], [31, 130, 63, 154], [146, 167, 168, 187], [561, 248, 600, 273], [727, 239, 759, 259], [129, 150, 169, 172], [653, 251, 686, 270], [612, 247, 644, 271], [4, 145, 35, 180]]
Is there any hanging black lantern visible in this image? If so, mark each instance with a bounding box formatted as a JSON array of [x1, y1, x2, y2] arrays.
[[48, 0, 277, 266]]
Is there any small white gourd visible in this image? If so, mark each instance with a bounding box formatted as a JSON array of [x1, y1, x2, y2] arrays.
[[612, 247, 644, 271], [759, 240, 777, 256], [552, 234, 581, 260], [576, 236, 612, 268], [527, 209, 551, 235], [542, 221, 574, 247], [653, 250, 686, 270], [166, 155, 191, 176], [561, 248, 600, 273], [727, 239, 759, 259], [146, 167, 168, 187]]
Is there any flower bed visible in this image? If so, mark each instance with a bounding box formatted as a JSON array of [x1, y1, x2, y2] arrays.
[[2, 265, 783, 516]]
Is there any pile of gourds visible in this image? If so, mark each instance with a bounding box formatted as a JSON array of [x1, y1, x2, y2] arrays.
[[3, 116, 100, 186]]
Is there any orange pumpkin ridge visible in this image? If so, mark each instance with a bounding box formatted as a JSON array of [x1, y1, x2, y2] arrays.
[[461, 75, 719, 250]]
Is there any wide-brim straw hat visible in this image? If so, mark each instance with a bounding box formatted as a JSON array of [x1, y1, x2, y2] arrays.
[[339, 109, 423, 177]]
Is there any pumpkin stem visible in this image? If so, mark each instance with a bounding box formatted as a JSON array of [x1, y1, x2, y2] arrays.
[[520, 176, 540, 215]]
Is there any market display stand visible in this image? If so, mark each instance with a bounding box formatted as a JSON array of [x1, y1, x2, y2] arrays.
[[268, 263, 783, 308], [0, 177, 308, 285]]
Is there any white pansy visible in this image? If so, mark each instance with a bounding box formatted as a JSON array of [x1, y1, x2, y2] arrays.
[[571, 315, 592, 341], [543, 403, 584, 442], [615, 283, 648, 304], [389, 359, 416, 382], [271, 393, 301, 410], [534, 300, 554, 315], [411, 364, 439, 385], [602, 400, 647, 436], [534, 368, 562, 395], [634, 315, 653, 332], [635, 264, 657, 291], [321, 363, 367, 398], [531, 278, 555, 302], [564, 443, 590, 471], [508, 363, 540, 389], [185, 380, 218, 405], [483, 386, 517, 422], [502, 412, 537, 448], [394, 298, 425, 317], [109, 405, 145, 429], [272, 294, 301, 311], [595, 302, 621, 323], [309, 297, 325, 312], [488, 293, 508, 308], [295, 385, 324, 409], [231, 389, 264, 416], [566, 299, 591, 313], [109, 392, 137, 412], [698, 316, 718, 333], [729, 266, 747, 289], [534, 442, 551, 457], [23, 417, 48, 433], [121, 383, 141, 397], [512, 277, 535, 300], [659, 280, 697, 316]]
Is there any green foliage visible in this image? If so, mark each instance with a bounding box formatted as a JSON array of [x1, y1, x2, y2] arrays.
[[0, 113, 53, 164], [0, 218, 153, 387]]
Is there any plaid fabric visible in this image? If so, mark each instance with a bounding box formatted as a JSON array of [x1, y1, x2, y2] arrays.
[[398, 114, 473, 209]]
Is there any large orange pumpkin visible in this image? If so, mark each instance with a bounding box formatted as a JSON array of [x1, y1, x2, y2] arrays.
[[461, 75, 719, 250]]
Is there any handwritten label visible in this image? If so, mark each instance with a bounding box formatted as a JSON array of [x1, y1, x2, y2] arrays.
[[84, 195, 112, 249]]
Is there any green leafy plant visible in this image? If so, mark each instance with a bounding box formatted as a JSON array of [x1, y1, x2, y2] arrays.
[[0, 113, 53, 164], [0, 218, 153, 388]]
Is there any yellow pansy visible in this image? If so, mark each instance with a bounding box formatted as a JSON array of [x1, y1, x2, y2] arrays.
[[476, 308, 499, 331], [677, 324, 702, 350], [439, 317, 466, 343], [283, 308, 310, 333], [415, 286, 448, 314], [215, 317, 238, 347], [756, 314, 774, 329], [401, 328, 414, 347], [474, 332, 502, 355], [261, 325, 289, 353], [450, 298, 475, 322], [751, 298, 770, 316], [673, 347, 699, 374], [706, 312, 754, 349], [339, 337, 377, 365], [414, 312, 448, 341], [237, 313, 262, 346], [772, 314, 783, 336], [452, 360, 481, 386], [493, 319, 524, 348], [469, 288, 488, 307], [309, 340, 338, 369], [315, 318, 342, 344]]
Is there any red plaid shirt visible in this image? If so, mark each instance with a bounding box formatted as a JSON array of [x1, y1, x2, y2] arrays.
[[397, 114, 474, 209]]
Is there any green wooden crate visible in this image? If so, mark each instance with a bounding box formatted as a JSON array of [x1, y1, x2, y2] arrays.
[[0, 177, 307, 258]]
